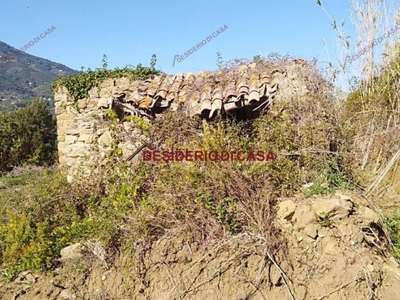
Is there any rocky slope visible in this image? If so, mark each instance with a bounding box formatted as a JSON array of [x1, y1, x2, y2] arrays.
[[1, 189, 400, 300]]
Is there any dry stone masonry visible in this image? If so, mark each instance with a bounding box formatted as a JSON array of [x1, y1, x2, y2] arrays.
[[54, 60, 318, 177]]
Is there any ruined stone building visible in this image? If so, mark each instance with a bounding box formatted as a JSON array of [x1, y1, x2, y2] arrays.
[[54, 60, 314, 179]]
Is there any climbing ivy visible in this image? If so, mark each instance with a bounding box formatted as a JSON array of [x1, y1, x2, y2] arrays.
[[50, 54, 161, 101]]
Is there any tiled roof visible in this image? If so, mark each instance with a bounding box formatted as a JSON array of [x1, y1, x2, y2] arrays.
[[112, 63, 286, 119]]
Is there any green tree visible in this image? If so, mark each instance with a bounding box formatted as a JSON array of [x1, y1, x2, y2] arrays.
[[0, 100, 57, 172]]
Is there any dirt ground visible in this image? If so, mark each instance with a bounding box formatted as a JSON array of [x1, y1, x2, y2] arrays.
[[2, 189, 400, 300]]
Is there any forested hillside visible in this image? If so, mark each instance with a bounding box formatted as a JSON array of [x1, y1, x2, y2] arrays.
[[0, 41, 78, 112]]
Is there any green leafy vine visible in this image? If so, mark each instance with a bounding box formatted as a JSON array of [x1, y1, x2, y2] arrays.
[[50, 54, 161, 101]]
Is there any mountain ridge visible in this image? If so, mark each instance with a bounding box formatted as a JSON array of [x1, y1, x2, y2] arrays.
[[0, 41, 79, 112]]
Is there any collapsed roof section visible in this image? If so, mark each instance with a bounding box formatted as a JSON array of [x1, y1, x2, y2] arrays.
[[111, 63, 287, 120]]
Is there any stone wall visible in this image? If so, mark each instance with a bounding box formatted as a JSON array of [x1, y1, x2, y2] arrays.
[[54, 78, 149, 180]]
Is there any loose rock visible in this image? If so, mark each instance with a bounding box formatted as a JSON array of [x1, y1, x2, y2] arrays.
[[60, 243, 85, 261], [277, 200, 296, 221], [312, 197, 353, 220]]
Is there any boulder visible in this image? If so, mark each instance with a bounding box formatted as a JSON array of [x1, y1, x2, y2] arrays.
[[97, 97, 110, 109], [59, 289, 77, 300], [60, 243, 85, 261], [304, 224, 318, 239], [277, 200, 296, 221], [293, 204, 315, 229], [312, 198, 353, 220], [359, 206, 381, 226]]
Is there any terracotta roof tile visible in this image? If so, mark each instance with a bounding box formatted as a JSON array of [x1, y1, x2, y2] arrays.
[[112, 64, 284, 118]]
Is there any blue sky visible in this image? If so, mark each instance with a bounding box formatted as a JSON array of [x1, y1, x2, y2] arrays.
[[0, 0, 395, 81]]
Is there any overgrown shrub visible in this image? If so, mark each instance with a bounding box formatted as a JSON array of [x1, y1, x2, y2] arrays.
[[0, 170, 97, 280]]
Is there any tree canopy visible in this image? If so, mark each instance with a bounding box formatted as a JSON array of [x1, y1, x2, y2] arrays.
[[0, 99, 57, 173]]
